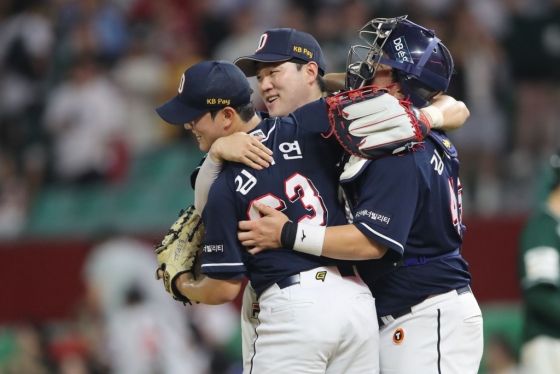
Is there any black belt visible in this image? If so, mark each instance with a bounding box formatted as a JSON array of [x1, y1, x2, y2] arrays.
[[277, 265, 356, 290], [377, 285, 472, 326]]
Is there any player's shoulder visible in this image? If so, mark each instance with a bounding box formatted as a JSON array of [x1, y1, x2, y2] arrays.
[[428, 130, 458, 158], [289, 98, 327, 124], [340, 151, 418, 184]]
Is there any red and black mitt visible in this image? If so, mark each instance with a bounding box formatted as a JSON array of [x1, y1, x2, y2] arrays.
[[325, 86, 431, 159]]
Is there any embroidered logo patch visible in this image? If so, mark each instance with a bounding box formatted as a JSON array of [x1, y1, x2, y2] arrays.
[[393, 328, 405, 344], [316, 271, 327, 282], [249, 129, 265, 138]]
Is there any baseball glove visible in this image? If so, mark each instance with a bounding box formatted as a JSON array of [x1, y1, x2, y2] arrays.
[[325, 85, 431, 159], [155, 205, 205, 304]]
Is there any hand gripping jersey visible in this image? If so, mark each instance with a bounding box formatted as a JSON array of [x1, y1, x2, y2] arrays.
[[340, 131, 471, 315], [199, 99, 352, 296]]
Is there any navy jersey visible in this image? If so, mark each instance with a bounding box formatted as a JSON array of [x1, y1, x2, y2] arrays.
[[342, 131, 471, 316], [200, 99, 351, 297]]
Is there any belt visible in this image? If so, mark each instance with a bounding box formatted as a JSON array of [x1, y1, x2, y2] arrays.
[[377, 285, 472, 326], [276, 265, 355, 290]]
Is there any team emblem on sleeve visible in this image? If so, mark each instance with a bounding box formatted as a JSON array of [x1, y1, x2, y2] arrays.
[[393, 328, 405, 344]]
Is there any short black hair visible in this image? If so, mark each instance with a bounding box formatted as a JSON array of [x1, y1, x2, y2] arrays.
[[294, 63, 328, 93], [209, 102, 256, 123]]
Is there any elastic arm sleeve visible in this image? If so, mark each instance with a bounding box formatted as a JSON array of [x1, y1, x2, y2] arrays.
[[194, 156, 222, 213]]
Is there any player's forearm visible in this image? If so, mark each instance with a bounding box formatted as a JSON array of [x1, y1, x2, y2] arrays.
[[175, 274, 241, 305], [322, 224, 388, 260], [283, 221, 388, 260], [425, 95, 469, 131], [324, 73, 346, 94]]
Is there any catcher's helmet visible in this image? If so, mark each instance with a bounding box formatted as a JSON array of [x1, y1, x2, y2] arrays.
[[346, 15, 454, 107]]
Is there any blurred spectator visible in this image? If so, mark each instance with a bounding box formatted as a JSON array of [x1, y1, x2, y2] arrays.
[[518, 149, 560, 374], [447, 4, 510, 216], [0, 152, 29, 239], [55, 0, 128, 67], [2, 323, 52, 374], [48, 319, 96, 374], [112, 23, 167, 154], [0, 0, 53, 117], [147, 1, 203, 142], [83, 233, 211, 374], [279, 3, 308, 32], [505, 1, 560, 202], [0, 0, 53, 207], [43, 54, 126, 186], [213, 5, 265, 111], [486, 335, 524, 374], [106, 285, 196, 374], [313, 7, 348, 73]]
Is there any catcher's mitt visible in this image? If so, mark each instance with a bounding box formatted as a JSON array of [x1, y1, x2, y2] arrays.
[[155, 205, 205, 304], [325, 85, 431, 159]]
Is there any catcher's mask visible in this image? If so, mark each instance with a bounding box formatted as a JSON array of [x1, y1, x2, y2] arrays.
[[346, 15, 454, 108]]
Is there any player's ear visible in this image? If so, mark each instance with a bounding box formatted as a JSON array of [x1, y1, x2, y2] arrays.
[[305, 62, 319, 85], [221, 107, 236, 129]]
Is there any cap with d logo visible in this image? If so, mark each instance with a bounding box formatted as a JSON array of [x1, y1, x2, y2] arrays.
[[156, 60, 252, 125], [234, 28, 326, 77]]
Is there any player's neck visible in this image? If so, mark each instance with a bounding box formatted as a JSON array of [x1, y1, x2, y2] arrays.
[[236, 114, 261, 134], [547, 187, 560, 218]]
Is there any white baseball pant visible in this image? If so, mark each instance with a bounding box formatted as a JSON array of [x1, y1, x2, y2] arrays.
[[244, 266, 379, 374], [378, 287, 483, 373]]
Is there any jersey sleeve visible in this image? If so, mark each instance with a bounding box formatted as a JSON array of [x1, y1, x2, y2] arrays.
[[520, 212, 560, 289], [290, 98, 330, 134], [350, 153, 419, 258], [200, 169, 246, 280], [190, 155, 206, 190], [194, 155, 222, 213]]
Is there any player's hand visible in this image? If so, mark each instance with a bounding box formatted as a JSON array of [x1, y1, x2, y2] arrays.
[[238, 201, 289, 254], [209, 133, 273, 170]]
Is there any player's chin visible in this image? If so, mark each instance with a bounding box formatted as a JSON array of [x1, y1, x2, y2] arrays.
[[266, 100, 284, 117], [199, 141, 210, 152]]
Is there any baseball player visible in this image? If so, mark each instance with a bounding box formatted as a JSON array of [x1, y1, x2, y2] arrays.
[[235, 18, 483, 374], [156, 60, 381, 374], [190, 27, 471, 369], [519, 149, 560, 374]]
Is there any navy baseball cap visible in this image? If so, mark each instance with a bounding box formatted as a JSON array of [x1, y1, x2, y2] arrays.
[[234, 28, 326, 77], [156, 61, 252, 125]]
